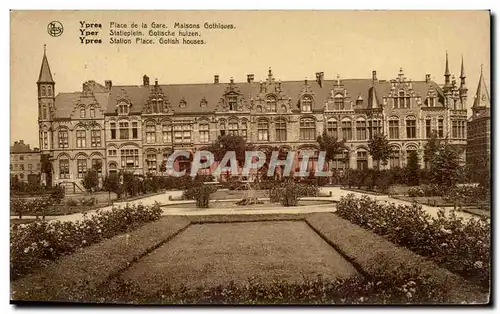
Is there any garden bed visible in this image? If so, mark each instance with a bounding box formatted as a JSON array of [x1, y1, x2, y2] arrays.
[[162, 199, 335, 210], [340, 187, 386, 196], [10, 219, 37, 225], [393, 195, 490, 208]]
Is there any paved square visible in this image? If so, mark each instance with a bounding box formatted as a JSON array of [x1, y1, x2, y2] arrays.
[[119, 221, 360, 293]]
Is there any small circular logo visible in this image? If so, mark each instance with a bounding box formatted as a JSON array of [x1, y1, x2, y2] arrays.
[[47, 21, 63, 37]]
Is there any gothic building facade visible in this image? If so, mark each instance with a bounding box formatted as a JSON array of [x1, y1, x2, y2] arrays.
[[37, 50, 469, 187]]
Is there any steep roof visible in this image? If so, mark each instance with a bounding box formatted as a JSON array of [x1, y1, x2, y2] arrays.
[[52, 76, 446, 117], [38, 52, 54, 83], [472, 66, 490, 108], [11, 141, 38, 153]]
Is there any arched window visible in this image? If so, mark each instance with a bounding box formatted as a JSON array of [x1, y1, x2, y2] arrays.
[[219, 120, 226, 136], [275, 118, 287, 141], [256, 105, 262, 113], [108, 162, 117, 174], [405, 145, 418, 165], [266, 95, 277, 112], [425, 117, 432, 138], [356, 119, 367, 140], [59, 157, 70, 179], [240, 120, 248, 140], [334, 94, 344, 110], [301, 96, 312, 112], [405, 116, 417, 139], [146, 122, 156, 144], [41, 105, 47, 120], [356, 148, 368, 170], [389, 116, 399, 139], [146, 151, 157, 173], [91, 128, 101, 147], [257, 119, 269, 141], [438, 117, 444, 138], [341, 119, 352, 140], [90, 108, 95, 118], [389, 146, 401, 168], [76, 128, 86, 148], [58, 128, 69, 148], [300, 117, 316, 140], [228, 120, 239, 136], [326, 119, 338, 138], [80, 108, 86, 118], [332, 148, 349, 170], [47, 86, 52, 96], [227, 94, 237, 111], [281, 104, 287, 113], [118, 102, 129, 114], [41, 86, 46, 97], [76, 157, 87, 179], [199, 122, 210, 143]]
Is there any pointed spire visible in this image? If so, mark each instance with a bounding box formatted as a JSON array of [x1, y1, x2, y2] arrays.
[[472, 64, 490, 108], [38, 45, 54, 83], [369, 86, 380, 109], [459, 55, 467, 92], [460, 55, 465, 78], [444, 51, 451, 88]]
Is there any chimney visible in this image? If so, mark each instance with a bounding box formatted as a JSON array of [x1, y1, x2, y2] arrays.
[[315, 72, 324, 87], [105, 80, 112, 90], [247, 74, 254, 83], [214, 75, 219, 84], [425, 74, 431, 83], [372, 70, 378, 82], [14, 141, 18, 145], [20, 140, 24, 144], [143, 75, 149, 86]]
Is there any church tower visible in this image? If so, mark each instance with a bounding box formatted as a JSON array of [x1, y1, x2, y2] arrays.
[[459, 56, 468, 109], [472, 64, 490, 116], [37, 45, 55, 123]]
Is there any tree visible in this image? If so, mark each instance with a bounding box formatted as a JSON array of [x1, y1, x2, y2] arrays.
[[317, 130, 347, 165], [209, 134, 253, 165], [82, 169, 99, 194], [423, 131, 441, 169], [103, 173, 121, 199], [429, 144, 461, 189], [406, 150, 420, 186], [368, 133, 392, 171]]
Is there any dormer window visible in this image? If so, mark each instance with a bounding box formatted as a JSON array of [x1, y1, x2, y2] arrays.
[[200, 98, 208, 108], [118, 102, 129, 115], [179, 99, 187, 109], [334, 94, 344, 110], [227, 94, 237, 111], [150, 98, 164, 113], [356, 95, 363, 107], [266, 95, 277, 112], [301, 95, 312, 112], [80, 108, 86, 118], [394, 90, 410, 109], [256, 105, 262, 113], [427, 97, 436, 107]]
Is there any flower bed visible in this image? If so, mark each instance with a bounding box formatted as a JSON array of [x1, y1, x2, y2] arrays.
[[336, 194, 490, 289], [10, 202, 163, 280]]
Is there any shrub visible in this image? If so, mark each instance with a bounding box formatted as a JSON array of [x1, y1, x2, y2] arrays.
[[407, 187, 424, 197], [336, 194, 490, 289], [79, 197, 96, 206], [421, 184, 445, 197], [182, 184, 218, 208], [268, 181, 317, 207], [49, 185, 65, 205], [10, 202, 163, 280]]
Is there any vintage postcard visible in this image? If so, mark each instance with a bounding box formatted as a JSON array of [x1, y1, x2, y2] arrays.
[[10, 10, 491, 305]]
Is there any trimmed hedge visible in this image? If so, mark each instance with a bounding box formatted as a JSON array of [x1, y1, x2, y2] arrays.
[[10, 202, 163, 280], [336, 194, 490, 289]]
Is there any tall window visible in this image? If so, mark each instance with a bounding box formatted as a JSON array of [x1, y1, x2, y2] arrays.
[[389, 148, 400, 168], [394, 90, 409, 108], [47, 86, 52, 96], [77, 158, 87, 179], [41, 131, 48, 149], [110, 122, 116, 139], [459, 121, 466, 139], [91, 130, 101, 147], [356, 120, 367, 140], [41, 86, 46, 96], [369, 119, 382, 138], [120, 149, 139, 168], [240, 121, 248, 140], [228, 95, 237, 111], [438, 118, 444, 137], [90, 108, 95, 118], [146, 123, 156, 143], [341, 120, 352, 140], [219, 121, 226, 136], [80, 108, 86, 118], [452, 120, 458, 138], [334, 94, 344, 110], [425, 118, 432, 138], [174, 124, 191, 144], [300, 117, 316, 140], [58, 130, 69, 148], [228, 121, 239, 136], [332, 150, 348, 170], [199, 123, 210, 143], [276, 118, 287, 141], [257, 119, 269, 141], [406, 149, 417, 165], [428, 97, 436, 107], [41, 106, 47, 120], [405, 117, 417, 139], [132, 122, 138, 139], [356, 150, 368, 170], [91, 159, 102, 175], [119, 122, 129, 139], [76, 130, 86, 148], [59, 159, 70, 179], [389, 118, 399, 139], [162, 122, 172, 142], [146, 153, 157, 173], [301, 96, 312, 112], [326, 120, 338, 138], [256, 105, 262, 113], [108, 162, 117, 174], [266, 96, 277, 112]]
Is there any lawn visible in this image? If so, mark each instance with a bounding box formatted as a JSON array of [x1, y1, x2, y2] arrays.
[[116, 221, 360, 294]]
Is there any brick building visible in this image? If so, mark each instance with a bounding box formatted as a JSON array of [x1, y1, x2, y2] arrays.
[[466, 66, 490, 177], [37, 49, 469, 187], [10, 140, 41, 182]]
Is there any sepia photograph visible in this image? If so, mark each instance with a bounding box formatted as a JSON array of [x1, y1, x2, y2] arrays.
[[9, 10, 491, 305]]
